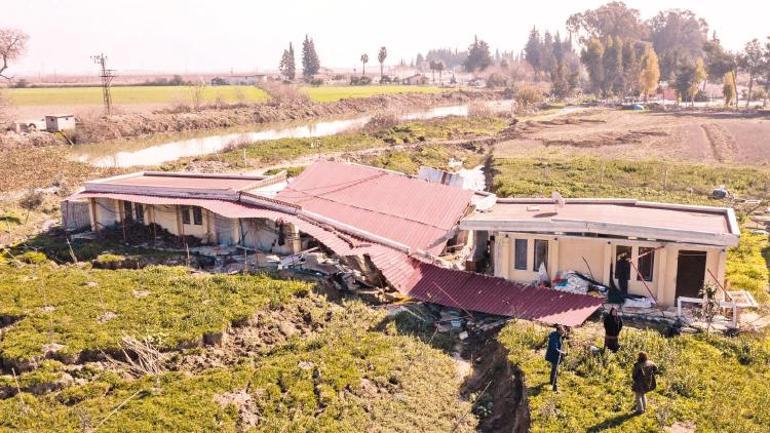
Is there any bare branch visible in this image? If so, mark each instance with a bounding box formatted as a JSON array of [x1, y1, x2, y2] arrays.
[[0, 28, 29, 80]]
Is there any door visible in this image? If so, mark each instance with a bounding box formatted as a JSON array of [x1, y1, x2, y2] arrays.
[[675, 250, 707, 299]]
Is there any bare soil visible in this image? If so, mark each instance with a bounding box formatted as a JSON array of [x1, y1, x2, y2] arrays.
[[495, 108, 770, 166]]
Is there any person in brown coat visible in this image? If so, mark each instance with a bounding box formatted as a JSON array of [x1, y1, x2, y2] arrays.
[[631, 351, 658, 414]]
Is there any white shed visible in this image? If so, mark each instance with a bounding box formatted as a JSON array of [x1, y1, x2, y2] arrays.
[[45, 115, 76, 132]]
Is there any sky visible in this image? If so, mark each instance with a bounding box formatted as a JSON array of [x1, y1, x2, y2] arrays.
[[3, 0, 769, 76]]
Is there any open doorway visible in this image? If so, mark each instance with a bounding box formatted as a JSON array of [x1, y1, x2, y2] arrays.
[[675, 250, 707, 299]]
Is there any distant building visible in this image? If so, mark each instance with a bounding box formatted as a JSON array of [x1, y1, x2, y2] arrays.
[[44, 115, 76, 132], [403, 74, 429, 85], [210, 74, 267, 86]]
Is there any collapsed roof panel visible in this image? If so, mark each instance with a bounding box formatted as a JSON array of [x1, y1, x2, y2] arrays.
[[276, 161, 475, 255]]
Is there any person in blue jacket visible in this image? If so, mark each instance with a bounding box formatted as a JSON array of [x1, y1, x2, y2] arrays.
[[545, 325, 567, 392]]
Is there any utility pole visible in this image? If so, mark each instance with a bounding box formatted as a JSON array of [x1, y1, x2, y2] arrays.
[[91, 53, 116, 116]]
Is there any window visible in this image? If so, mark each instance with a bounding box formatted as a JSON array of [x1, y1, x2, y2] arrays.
[[514, 239, 528, 270], [616, 245, 632, 262], [181, 206, 191, 225], [181, 206, 202, 226], [637, 247, 655, 282], [123, 201, 133, 223], [533, 239, 548, 272], [134, 203, 144, 224]]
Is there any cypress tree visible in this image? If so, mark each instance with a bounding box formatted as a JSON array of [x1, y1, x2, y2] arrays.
[[302, 35, 320, 78]]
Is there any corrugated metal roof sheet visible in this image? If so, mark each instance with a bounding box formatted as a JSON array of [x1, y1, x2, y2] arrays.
[[276, 161, 474, 255], [402, 260, 604, 327]]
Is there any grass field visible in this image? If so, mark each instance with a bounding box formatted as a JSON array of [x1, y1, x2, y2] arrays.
[[498, 321, 770, 433], [302, 85, 449, 102], [0, 249, 475, 432], [3, 85, 270, 106]]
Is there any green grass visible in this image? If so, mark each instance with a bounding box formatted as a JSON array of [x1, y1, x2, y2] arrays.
[[492, 157, 770, 205], [0, 275, 474, 432], [163, 115, 506, 172], [498, 321, 770, 433], [4, 85, 269, 106], [0, 259, 310, 364], [302, 85, 448, 103], [726, 233, 770, 303]]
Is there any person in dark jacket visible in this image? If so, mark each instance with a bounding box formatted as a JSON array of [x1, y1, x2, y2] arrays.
[[545, 325, 567, 391], [631, 351, 658, 414], [615, 253, 631, 296], [603, 307, 623, 352]]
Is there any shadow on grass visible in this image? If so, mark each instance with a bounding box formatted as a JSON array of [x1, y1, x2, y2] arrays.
[[586, 412, 638, 432], [371, 305, 456, 353], [0, 215, 22, 225]]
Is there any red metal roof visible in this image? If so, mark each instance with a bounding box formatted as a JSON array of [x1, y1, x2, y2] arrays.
[[402, 260, 604, 327], [276, 161, 474, 255]]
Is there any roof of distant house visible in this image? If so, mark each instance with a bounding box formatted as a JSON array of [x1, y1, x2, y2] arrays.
[[276, 161, 475, 255], [461, 198, 740, 247]]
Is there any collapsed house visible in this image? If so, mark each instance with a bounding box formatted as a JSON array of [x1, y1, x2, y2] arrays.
[[461, 198, 746, 309], [64, 161, 605, 327]]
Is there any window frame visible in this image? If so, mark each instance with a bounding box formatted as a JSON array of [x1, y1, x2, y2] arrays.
[[533, 239, 548, 272], [181, 206, 191, 225], [513, 239, 528, 271], [637, 246, 655, 282], [192, 207, 203, 226]]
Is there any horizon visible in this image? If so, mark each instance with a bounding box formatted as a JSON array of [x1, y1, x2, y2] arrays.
[[2, 0, 769, 77]]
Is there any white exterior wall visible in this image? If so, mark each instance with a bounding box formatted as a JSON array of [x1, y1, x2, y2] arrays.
[[493, 231, 728, 307]]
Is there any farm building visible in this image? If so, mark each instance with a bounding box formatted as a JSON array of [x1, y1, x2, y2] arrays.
[[63, 160, 747, 324], [210, 74, 267, 86], [44, 114, 76, 132], [460, 198, 741, 308], [63, 161, 606, 327]]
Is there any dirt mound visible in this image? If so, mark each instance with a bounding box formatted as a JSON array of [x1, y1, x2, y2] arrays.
[[67, 90, 497, 145], [542, 129, 668, 148], [171, 292, 339, 373]]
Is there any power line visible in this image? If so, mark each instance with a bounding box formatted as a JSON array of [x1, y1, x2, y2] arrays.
[[91, 53, 116, 116]]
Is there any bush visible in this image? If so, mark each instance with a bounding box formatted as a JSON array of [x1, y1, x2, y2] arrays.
[[18, 250, 48, 264], [514, 83, 545, 113]]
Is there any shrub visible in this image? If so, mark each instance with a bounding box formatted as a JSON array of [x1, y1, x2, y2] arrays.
[[18, 250, 48, 264]]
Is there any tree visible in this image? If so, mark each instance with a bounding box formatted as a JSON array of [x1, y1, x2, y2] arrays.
[[693, 57, 707, 99], [581, 38, 605, 94], [377, 46, 387, 79], [435, 60, 445, 82], [360, 53, 369, 76], [524, 27, 543, 76], [741, 39, 763, 108], [415, 53, 425, 70], [279, 42, 296, 81], [648, 9, 708, 80], [763, 37, 770, 107], [703, 33, 735, 83], [621, 40, 641, 97], [673, 61, 697, 105], [567, 1, 647, 42], [602, 36, 623, 97], [463, 35, 492, 72], [723, 71, 737, 107], [639, 46, 660, 100], [302, 35, 320, 79], [0, 28, 29, 80]]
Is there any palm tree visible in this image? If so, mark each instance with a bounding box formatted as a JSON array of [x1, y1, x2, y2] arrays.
[[378, 47, 387, 79], [360, 53, 369, 76]]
